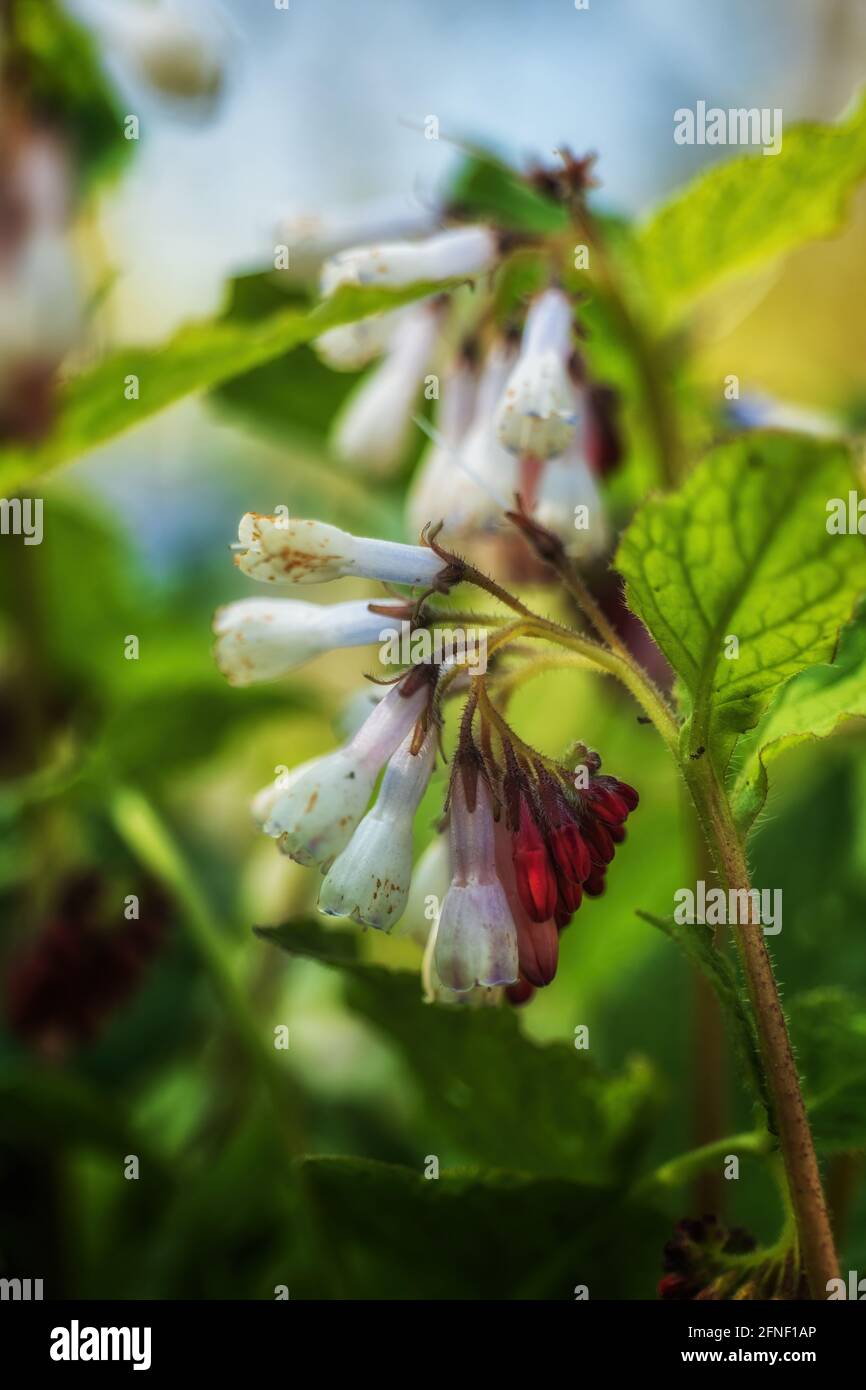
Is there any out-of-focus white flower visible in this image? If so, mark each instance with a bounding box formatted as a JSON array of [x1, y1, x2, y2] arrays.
[[260, 676, 431, 867], [397, 835, 451, 948], [233, 514, 447, 587], [331, 303, 440, 475], [405, 350, 478, 539], [318, 728, 437, 929], [277, 196, 438, 279], [313, 308, 407, 372], [82, 0, 229, 106], [533, 439, 610, 559], [434, 775, 518, 991], [496, 288, 579, 460], [213, 597, 405, 686], [0, 232, 80, 380], [321, 225, 497, 297], [435, 340, 519, 536]]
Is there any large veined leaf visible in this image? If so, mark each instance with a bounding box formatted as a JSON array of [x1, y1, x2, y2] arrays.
[[638, 89, 866, 319], [0, 278, 457, 492], [616, 431, 866, 773], [257, 922, 661, 1184], [733, 603, 866, 834], [296, 1156, 668, 1299]]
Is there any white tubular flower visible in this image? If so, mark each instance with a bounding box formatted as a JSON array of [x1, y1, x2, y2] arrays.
[[321, 224, 497, 296], [405, 351, 477, 539], [213, 597, 403, 686], [318, 728, 437, 930], [278, 196, 438, 278], [496, 288, 579, 460], [439, 340, 519, 535], [398, 835, 451, 948], [331, 303, 440, 475], [233, 514, 447, 587], [434, 774, 519, 992], [313, 308, 406, 372], [85, 0, 228, 105], [261, 676, 431, 867], [533, 439, 610, 559]]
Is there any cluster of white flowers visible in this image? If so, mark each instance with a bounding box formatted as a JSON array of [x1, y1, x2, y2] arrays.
[[304, 218, 611, 560]]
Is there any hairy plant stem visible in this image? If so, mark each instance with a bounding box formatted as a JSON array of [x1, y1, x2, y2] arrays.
[[682, 756, 840, 1298]]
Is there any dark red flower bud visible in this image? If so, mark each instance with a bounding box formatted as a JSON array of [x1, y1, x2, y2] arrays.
[[613, 779, 639, 811], [549, 820, 591, 884], [516, 916, 559, 988], [554, 903, 573, 930], [584, 866, 607, 896], [608, 822, 626, 844], [555, 873, 583, 913], [506, 974, 536, 1007], [512, 797, 558, 922], [589, 785, 630, 825], [583, 819, 615, 865]]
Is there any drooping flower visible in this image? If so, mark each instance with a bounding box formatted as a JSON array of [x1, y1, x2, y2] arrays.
[[321, 224, 498, 296], [495, 288, 580, 460], [213, 597, 408, 686], [278, 194, 437, 279], [331, 301, 441, 475], [259, 671, 433, 869], [405, 345, 478, 538], [532, 438, 610, 559], [314, 307, 407, 373], [434, 766, 519, 992], [318, 727, 437, 929], [233, 514, 450, 588], [431, 338, 520, 537]]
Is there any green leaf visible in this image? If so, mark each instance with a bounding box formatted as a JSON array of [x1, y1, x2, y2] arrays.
[[257, 921, 661, 1183], [8, 0, 129, 189], [0, 278, 456, 492], [637, 910, 770, 1126], [616, 431, 866, 773], [447, 150, 568, 234], [733, 602, 866, 833], [638, 89, 866, 318], [788, 988, 866, 1152], [296, 1155, 668, 1299]]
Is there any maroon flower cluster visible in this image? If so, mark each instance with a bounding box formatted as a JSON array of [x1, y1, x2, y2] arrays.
[[491, 741, 638, 999]]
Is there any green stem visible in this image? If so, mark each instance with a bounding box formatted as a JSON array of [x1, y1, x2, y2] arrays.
[[109, 785, 304, 1147]]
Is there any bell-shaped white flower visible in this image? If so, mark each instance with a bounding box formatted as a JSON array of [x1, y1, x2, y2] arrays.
[[313, 308, 406, 372], [496, 288, 579, 460], [405, 351, 477, 538], [331, 303, 440, 475], [318, 728, 437, 930], [213, 597, 404, 686], [85, 0, 228, 106], [233, 513, 447, 587], [437, 340, 519, 536], [434, 774, 518, 991], [397, 835, 451, 948], [321, 225, 497, 297], [533, 439, 610, 559], [260, 676, 430, 867]]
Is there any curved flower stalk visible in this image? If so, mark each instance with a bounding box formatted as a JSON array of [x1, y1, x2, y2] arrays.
[[321, 224, 498, 296], [212, 596, 409, 686], [319, 726, 438, 929], [495, 288, 581, 460], [331, 301, 442, 475]]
